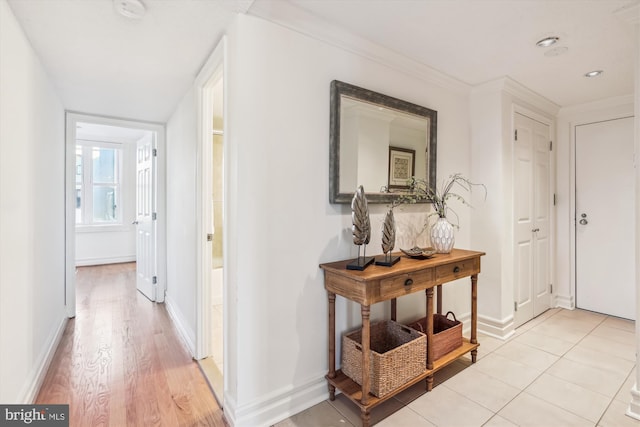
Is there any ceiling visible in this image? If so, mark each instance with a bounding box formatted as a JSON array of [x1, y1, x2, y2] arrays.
[[6, 0, 639, 124]]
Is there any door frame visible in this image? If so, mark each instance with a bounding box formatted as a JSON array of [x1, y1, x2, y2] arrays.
[[569, 105, 635, 311], [65, 112, 166, 317], [195, 36, 227, 361]]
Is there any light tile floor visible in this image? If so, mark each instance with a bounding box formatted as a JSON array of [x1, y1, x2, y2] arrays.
[[274, 308, 640, 427]]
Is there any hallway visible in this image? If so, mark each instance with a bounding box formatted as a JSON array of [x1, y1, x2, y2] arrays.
[[35, 263, 225, 426]]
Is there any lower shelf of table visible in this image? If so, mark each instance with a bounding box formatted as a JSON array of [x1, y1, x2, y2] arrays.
[[326, 338, 479, 411]]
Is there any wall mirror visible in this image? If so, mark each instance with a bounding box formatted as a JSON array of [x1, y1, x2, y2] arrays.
[[329, 80, 437, 204]]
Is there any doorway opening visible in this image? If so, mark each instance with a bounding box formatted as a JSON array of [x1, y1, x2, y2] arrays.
[[65, 113, 166, 317], [196, 68, 225, 403]]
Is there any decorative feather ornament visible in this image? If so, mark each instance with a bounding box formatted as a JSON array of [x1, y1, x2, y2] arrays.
[[351, 185, 371, 246], [381, 209, 396, 254]]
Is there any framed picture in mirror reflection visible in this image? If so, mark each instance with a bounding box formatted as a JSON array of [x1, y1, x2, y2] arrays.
[[388, 146, 415, 189]]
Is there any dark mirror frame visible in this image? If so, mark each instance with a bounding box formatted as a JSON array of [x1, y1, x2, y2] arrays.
[[329, 80, 438, 204]]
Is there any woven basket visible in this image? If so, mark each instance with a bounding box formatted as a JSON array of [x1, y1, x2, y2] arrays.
[[341, 320, 425, 398], [407, 311, 462, 360]]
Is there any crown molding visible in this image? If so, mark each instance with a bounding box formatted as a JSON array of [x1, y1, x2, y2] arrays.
[[471, 77, 560, 116], [247, 0, 470, 95]]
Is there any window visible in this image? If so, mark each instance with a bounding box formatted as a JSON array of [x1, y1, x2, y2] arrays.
[[76, 141, 123, 225]]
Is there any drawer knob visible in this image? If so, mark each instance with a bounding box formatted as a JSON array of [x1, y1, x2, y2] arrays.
[[404, 278, 413, 286], [453, 266, 460, 273]]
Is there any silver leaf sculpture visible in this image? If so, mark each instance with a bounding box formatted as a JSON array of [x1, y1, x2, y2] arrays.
[[381, 208, 396, 254], [351, 185, 371, 246]]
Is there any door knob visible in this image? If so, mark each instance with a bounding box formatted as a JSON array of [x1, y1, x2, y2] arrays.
[[132, 220, 139, 225], [531, 228, 540, 233], [579, 213, 588, 225]]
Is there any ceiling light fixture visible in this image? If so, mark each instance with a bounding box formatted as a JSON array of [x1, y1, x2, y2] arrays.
[[113, 0, 146, 20], [536, 36, 559, 48], [584, 70, 604, 78]]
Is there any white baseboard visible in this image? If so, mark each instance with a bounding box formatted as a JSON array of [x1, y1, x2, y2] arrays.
[[164, 296, 196, 357], [226, 375, 328, 427], [626, 382, 640, 420], [477, 313, 515, 340], [75, 255, 135, 266], [21, 315, 68, 403], [554, 293, 574, 310]]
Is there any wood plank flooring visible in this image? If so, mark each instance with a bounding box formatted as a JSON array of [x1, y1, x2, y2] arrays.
[[36, 263, 225, 427]]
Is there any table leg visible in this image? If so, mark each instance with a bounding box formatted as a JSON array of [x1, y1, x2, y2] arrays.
[[361, 305, 371, 405], [471, 274, 478, 363], [391, 298, 397, 321], [426, 287, 434, 391], [436, 284, 443, 314], [328, 292, 336, 400], [361, 409, 371, 427]]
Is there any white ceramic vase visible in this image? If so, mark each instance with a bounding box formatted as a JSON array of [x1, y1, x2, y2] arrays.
[[430, 217, 455, 253]]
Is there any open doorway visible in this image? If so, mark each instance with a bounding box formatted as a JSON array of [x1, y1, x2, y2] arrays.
[[65, 113, 166, 317], [196, 68, 225, 403]]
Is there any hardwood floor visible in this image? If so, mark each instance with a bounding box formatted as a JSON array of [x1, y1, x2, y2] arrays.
[[36, 263, 225, 427]]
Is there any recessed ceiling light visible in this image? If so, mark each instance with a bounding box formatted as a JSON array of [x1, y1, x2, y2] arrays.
[[536, 36, 559, 48], [113, 0, 146, 20], [584, 70, 604, 78]]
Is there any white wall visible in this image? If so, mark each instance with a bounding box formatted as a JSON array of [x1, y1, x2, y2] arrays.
[[165, 11, 476, 426], [222, 14, 474, 426], [165, 86, 198, 352], [0, 0, 67, 403], [76, 142, 137, 266], [470, 78, 558, 338]]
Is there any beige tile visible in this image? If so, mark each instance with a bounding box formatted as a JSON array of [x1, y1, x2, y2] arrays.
[[472, 353, 543, 390], [498, 392, 592, 426], [556, 308, 607, 325], [577, 334, 636, 362], [526, 373, 610, 422], [408, 385, 494, 427], [537, 315, 599, 334], [434, 359, 472, 385], [599, 399, 640, 427], [616, 370, 637, 404], [591, 324, 636, 346], [492, 340, 559, 371], [601, 316, 635, 334], [516, 308, 562, 333], [273, 400, 354, 427], [376, 407, 436, 427], [393, 381, 429, 405], [482, 414, 519, 427], [476, 333, 509, 357], [546, 358, 629, 398], [531, 322, 591, 344], [327, 392, 405, 426], [563, 345, 635, 376], [514, 329, 575, 356], [443, 368, 520, 412]]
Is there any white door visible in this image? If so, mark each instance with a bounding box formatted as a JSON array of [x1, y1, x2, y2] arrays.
[[514, 113, 551, 328], [576, 117, 635, 319], [135, 134, 157, 301]]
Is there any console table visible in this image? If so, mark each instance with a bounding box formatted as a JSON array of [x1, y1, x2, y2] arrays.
[[320, 248, 484, 427]]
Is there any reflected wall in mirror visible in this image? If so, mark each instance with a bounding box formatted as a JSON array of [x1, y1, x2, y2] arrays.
[[329, 80, 437, 204]]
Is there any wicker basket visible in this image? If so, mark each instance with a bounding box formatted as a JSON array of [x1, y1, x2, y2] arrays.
[[407, 311, 462, 360], [341, 320, 426, 398]]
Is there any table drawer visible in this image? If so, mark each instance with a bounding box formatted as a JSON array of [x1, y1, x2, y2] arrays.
[[435, 258, 480, 283], [380, 269, 434, 299]]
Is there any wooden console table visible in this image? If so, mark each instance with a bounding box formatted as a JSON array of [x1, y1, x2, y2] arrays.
[[320, 248, 484, 427]]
